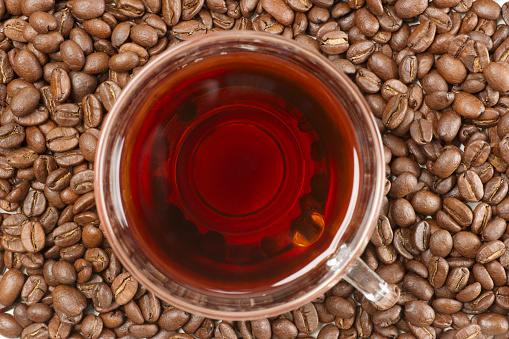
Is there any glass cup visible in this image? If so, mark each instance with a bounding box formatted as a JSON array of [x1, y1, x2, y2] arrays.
[[95, 31, 399, 320]]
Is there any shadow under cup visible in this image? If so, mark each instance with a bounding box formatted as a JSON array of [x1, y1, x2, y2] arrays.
[[95, 32, 385, 320]]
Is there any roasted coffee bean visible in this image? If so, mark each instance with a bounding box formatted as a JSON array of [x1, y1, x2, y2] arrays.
[[96, 81, 121, 112], [388, 172, 416, 197], [445, 266, 469, 293], [45, 168, 71, 191], [325, 296, 355, 318], [471, 202, 492, 234], [408, 21, 436, 53], [375, 262, 404, 284], [2, 233, 25, 252], [72, 191, 95, 214], [81, 95, 103, 129], [409, 118, 433, 145], [464, 139, 490, 167], [12, 49, 43, 83], [48, 314, 72, 339], [110, 272, 138, 306], [12, 304, 31, 330], [475, 312, 508, 335], [68, 71, 97, 103], [0, 268, 25, 306], [494, 285, 509, 309], [7, 147, 38, 168], [67, 0, 105, 20], [74, 258, 92, 285], [347, 40, 374, 64], [486, 260, 506, 287], [20, 221, 45, 252], [453, 231, 481, 258], [372, 305, 401, 327], [436, 54, 467, 85], [52, 103, 82, 127], [425, 91, 455, 111], [33, 32, 65, 54], [482, 218, 506, 242], [25, 126, 45, 154], [472, 0, 500, 20], [90, 282, 112, 310], [410, 220, 429, 252], [20, 323, 48, 339], [23, 190, 46, 217], [134, 292, 159, 324], [0, 313, 23, 338], [101, 251, 121, 285], [456, 282, 482, 303], [453, 92, 486, 118], [403, 272, 434, 301], [432, 298, 463, 314], [81, 314, 103, 339], [29, 12, 57, 34], [432, 148, 462, 178], [473, 262, 494, 290], [10, 86, 40, 117], [0, 123, 25, 149], [21, 275, 47, 306], [389, 197, 416, 228], [111, 21, 133, 49], [319, 30, 349, 55], [52, 285, 87, 317], [4, 19, 28, 43], [158, 308, 189, 331], [0, 51, 14, 84], [463, 290, 496, 313], [82, 18, 111, 40], [81, 224, 102, 248], [127, 323, 158, 338], [428, 256, 449, 289], [82, 52, 109, 75], [430, 230, 453, 257], [2, 216, 24, 240], [49, 67, 71, 103], [99, 310, 123, 330], [260, 0, 293, 26], [292, 303, 318, 335], [52, 222, 82, 248], [382, 94, 408, 130], [0, 179, 13, 201], [476, 240, 505, 263], [213, 322, 236, 339], [457, 170, 483, 202], [68, 170, 93, 195], [377, 6, 402, 32], [52, 260, 77, 285], [109, 52, 139, 73], [404, 300, 434, 327], [484, 61, 509, 92], [371, 215, 393, 247], [83, 247, 109, 273], [410, 190, 441, 215], [271, 318, 298, 339], [356, 69, 381, 94]]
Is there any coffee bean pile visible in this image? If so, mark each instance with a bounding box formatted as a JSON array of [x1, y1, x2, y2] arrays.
[[1, 0, 509, 338]]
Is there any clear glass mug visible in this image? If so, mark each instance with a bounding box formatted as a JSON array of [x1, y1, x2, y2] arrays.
[[95, 31, 399, 320]]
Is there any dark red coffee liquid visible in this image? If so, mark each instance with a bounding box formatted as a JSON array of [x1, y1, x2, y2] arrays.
[[121, 53, 359, 293]]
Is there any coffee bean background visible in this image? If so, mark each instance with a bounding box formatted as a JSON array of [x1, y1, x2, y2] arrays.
[[1, 0, 509, 338]]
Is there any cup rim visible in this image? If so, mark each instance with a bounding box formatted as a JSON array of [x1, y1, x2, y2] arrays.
[[95, 31, 384, 319]]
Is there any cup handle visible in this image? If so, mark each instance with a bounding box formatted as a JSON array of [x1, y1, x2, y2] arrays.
[[343, 256, 400, 310]]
